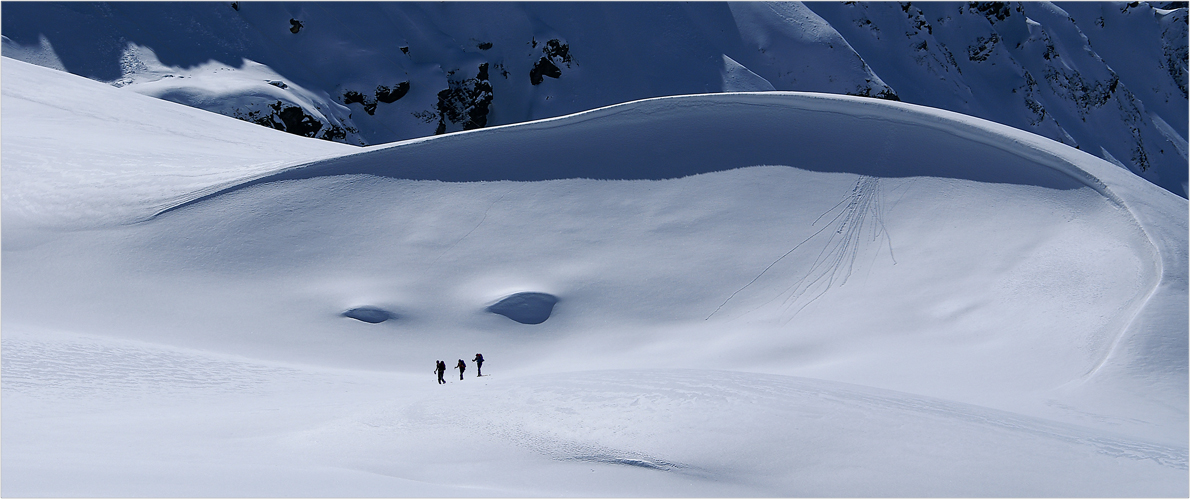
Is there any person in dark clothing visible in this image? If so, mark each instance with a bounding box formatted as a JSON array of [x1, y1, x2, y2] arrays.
[[435, 360, 446, 384], [473, 353, 484, 377], [456, 359, 466, 380]]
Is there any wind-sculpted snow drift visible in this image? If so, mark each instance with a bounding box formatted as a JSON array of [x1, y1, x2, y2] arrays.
[[2, 58, 1186, 496], [3, 1, 1185, 197], [155, 92, 1103, 209]]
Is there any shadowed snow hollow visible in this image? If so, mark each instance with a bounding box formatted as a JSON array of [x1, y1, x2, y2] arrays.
[[487, 292, 560, 325]]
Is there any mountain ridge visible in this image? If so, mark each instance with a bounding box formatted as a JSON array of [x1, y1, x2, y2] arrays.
[[3, 1, 1186, 196]]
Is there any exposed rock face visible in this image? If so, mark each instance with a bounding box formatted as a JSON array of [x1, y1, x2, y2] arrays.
[[529, 57, 561, 85], [234, 100, 347, 142], [430, 63, 494, 133], [375, 82, 409, 103], [342, 90, 376, 115], [529, 38, 573, 85], [4, 2, 1183, 194], [967, 32, 1000, 62], [1161, 8, 1188, 98], [971, 1, 1015, 22], [340, 82, 409, 116], [273, 102, 322, 137], [808, 1, 1188, 196]]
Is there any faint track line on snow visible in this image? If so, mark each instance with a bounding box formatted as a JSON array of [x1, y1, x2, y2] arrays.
[[430, 188, 512, 266], [705, 196, 848, 320], [775, 176, 891, 318], [708, 176, 896, 321]]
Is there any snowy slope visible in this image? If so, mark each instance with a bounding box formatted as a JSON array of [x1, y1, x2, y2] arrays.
[[3, 55, 1187, 496], [0, 1, 892, 147], [3, 1, 1184, 197], [806, 1, 1188, 197], [1, 58, 354, 231]]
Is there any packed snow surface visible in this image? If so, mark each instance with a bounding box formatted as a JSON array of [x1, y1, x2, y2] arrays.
[[2, 57, 1187, 496]]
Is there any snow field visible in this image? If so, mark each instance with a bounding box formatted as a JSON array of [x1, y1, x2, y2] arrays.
[[2, 55, 1186, 496], [1, 58, 355, 231], [3, 328, 1184, 497]]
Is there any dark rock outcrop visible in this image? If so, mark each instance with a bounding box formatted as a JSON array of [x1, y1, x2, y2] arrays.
[[343, 89, 376, 115], [376, 81, 410, 103], [431, 63, 494, 133], [234, 100, 350, 142], [529, 38, 573, 85], [530, 57, 562, 85], [342, 82, 409, 116], [274, 101, 322, 136]]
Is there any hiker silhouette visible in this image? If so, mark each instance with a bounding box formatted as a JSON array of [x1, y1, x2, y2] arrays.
[[456, 359, 466, 380], [435, 360, 446, 384], [473, 353, 484, 377]]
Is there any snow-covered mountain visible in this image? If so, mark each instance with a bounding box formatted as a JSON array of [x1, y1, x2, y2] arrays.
[[2, 1, 1186, 197], [3, 51, 1187, 496]]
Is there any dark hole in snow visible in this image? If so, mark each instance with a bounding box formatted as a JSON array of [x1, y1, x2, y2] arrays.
[[477, 41, 493, 50], [342, 307, 395, 324], [289, 19, 304, 34], [487, 292, 558, 324]]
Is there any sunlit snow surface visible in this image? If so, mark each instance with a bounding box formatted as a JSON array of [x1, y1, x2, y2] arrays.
[[3, 58, 1187, 496]]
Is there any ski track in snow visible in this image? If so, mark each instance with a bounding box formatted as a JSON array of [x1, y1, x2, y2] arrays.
[[429, 188, 513, 267], [710, 175, 896, 321], [772, 175, 894, 320]]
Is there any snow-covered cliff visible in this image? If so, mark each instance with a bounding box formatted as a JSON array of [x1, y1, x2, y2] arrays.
[[2, 1, 1185, 197]]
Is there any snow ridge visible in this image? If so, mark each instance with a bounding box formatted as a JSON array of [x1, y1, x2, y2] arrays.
[[151, 91, 1128, 215], [3, 1, 1184, 195]]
